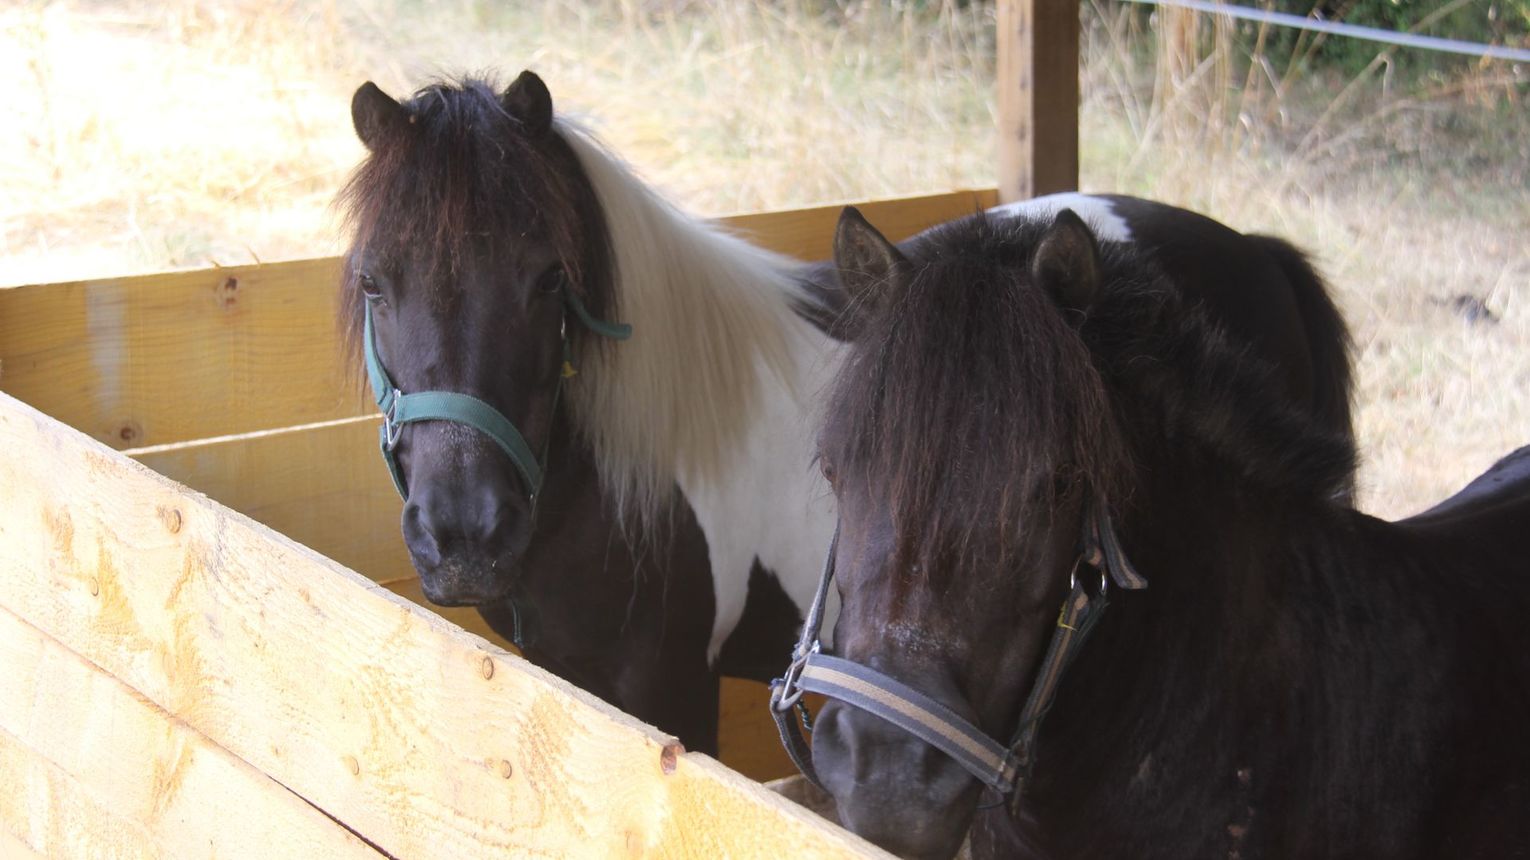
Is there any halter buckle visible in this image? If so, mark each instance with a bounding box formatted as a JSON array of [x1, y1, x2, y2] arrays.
[[1067, 555, 1108, 601], [770, 640, 820, 713], [382, 390, 403, 451]]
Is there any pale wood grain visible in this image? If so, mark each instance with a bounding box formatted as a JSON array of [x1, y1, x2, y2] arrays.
[[382, 577, 813, 783], [135, 418, 844, 786], [0, 257, 364, 449], [132, 416, 412, 587], [722, 189, 999, 261], [0, 734, 159, 860], [0, 605, 382, 859], [0, 392, 885, 859], [0, 819, 49, 860]]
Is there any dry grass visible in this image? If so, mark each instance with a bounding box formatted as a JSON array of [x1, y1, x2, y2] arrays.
[[1, 0, 1524, 519]]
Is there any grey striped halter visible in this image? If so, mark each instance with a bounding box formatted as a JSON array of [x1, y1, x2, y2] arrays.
[[769, 499, 1147, 804]]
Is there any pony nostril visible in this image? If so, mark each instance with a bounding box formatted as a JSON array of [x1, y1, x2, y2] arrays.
[[477, 489, 528, 555], [406, 480, 524, 562], [402, 501, 442, 567]]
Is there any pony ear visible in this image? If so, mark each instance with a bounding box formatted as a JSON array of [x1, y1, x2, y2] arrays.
[[1032, 209, 1101, 315], [502, 70, 554, 138], [834, 206, 909, 324], [352, 82, 405, 150]]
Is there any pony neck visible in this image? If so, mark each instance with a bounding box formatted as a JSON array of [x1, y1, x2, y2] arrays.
[[555, 120, 823, 526]]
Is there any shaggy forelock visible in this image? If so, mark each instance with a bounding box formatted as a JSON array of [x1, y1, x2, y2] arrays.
[[825, 216, 1125, 576], [336, 76, 597, 359]]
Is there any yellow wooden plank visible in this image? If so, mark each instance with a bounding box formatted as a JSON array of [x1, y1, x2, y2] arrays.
[[127, 414, 891, 783], [0, 828, 46, 860], [722, 189, 998, 261], [0, 392, 884, 859], [130, 416, 412, 586], [0, 257, 365, 449], [0, 819, 48, 860], [135, 421, 823, 787], [1, 191, 997, 450], [0, 605, 382, 860], [381, 574, 824, 785], [0, 733, 160, 860]]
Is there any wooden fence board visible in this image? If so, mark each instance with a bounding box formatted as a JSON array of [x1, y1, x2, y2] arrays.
[[0, 734, 160, 860], [131, 416, 412, 586], [0, 824, 47, 860], [0, 393, 882, 859], [721, 189, 998, 261], [134, 422, 840, 786], [381, 579, 813, 784], [0, 605, 382, 859], [0, 258, 363, 450], [0, 190, 997, 449]]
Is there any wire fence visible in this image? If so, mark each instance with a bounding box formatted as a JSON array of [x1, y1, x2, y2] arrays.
[[1122, 0, 1530, 63]]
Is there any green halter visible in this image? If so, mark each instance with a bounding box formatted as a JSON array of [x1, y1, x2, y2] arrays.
[[362, 288, 631, 501]]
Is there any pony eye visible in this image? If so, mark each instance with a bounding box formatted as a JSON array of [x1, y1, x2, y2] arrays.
[[358, 272, 382, 301], [820, 458, 837, 485], [536, 265, 567, 294]]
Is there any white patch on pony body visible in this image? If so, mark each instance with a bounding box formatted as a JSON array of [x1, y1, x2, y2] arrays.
[[558, 121, 841, 661], [987, 193, 1133, 244], [675, 335, 844, 661]]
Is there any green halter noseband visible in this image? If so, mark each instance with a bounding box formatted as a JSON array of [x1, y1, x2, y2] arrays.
[[362, 287, 631, 501]]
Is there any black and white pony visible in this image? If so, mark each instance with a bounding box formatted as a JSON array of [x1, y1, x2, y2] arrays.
[[805, 205, 1530, 859], [337, 71, 1355, 756]]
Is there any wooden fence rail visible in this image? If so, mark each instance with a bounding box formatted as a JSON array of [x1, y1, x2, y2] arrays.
[[0, 392, 884, 858]]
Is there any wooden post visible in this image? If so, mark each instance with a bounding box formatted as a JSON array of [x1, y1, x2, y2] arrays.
[[997, 0, 1081, 203]]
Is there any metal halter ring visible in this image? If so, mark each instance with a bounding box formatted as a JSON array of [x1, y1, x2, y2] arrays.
[[382, 390, 404, 451], [1068, 563, 1107, 600]]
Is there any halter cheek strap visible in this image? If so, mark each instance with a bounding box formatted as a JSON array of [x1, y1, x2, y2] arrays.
[[770, 500, 1146, 799], [362, 288, 630, 500]]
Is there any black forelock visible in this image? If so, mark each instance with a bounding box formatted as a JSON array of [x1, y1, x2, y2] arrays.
[[825, 214, 1126, 576]]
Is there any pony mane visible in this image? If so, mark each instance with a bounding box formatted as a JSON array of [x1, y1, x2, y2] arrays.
[[826, 213, 1355, 575], [556, 121, 823, 526]]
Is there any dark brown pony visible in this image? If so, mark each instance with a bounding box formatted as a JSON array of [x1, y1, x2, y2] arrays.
[[810, 207, 1530, 859]]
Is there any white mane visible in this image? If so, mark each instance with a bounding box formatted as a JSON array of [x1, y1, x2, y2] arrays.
[[556, 120, 822, 528]]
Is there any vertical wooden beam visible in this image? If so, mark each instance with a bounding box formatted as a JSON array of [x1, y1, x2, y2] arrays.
[[997, 0, 1081, 202]]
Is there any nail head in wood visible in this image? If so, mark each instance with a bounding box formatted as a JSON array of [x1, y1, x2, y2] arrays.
[[660, 742, 682, 775]]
